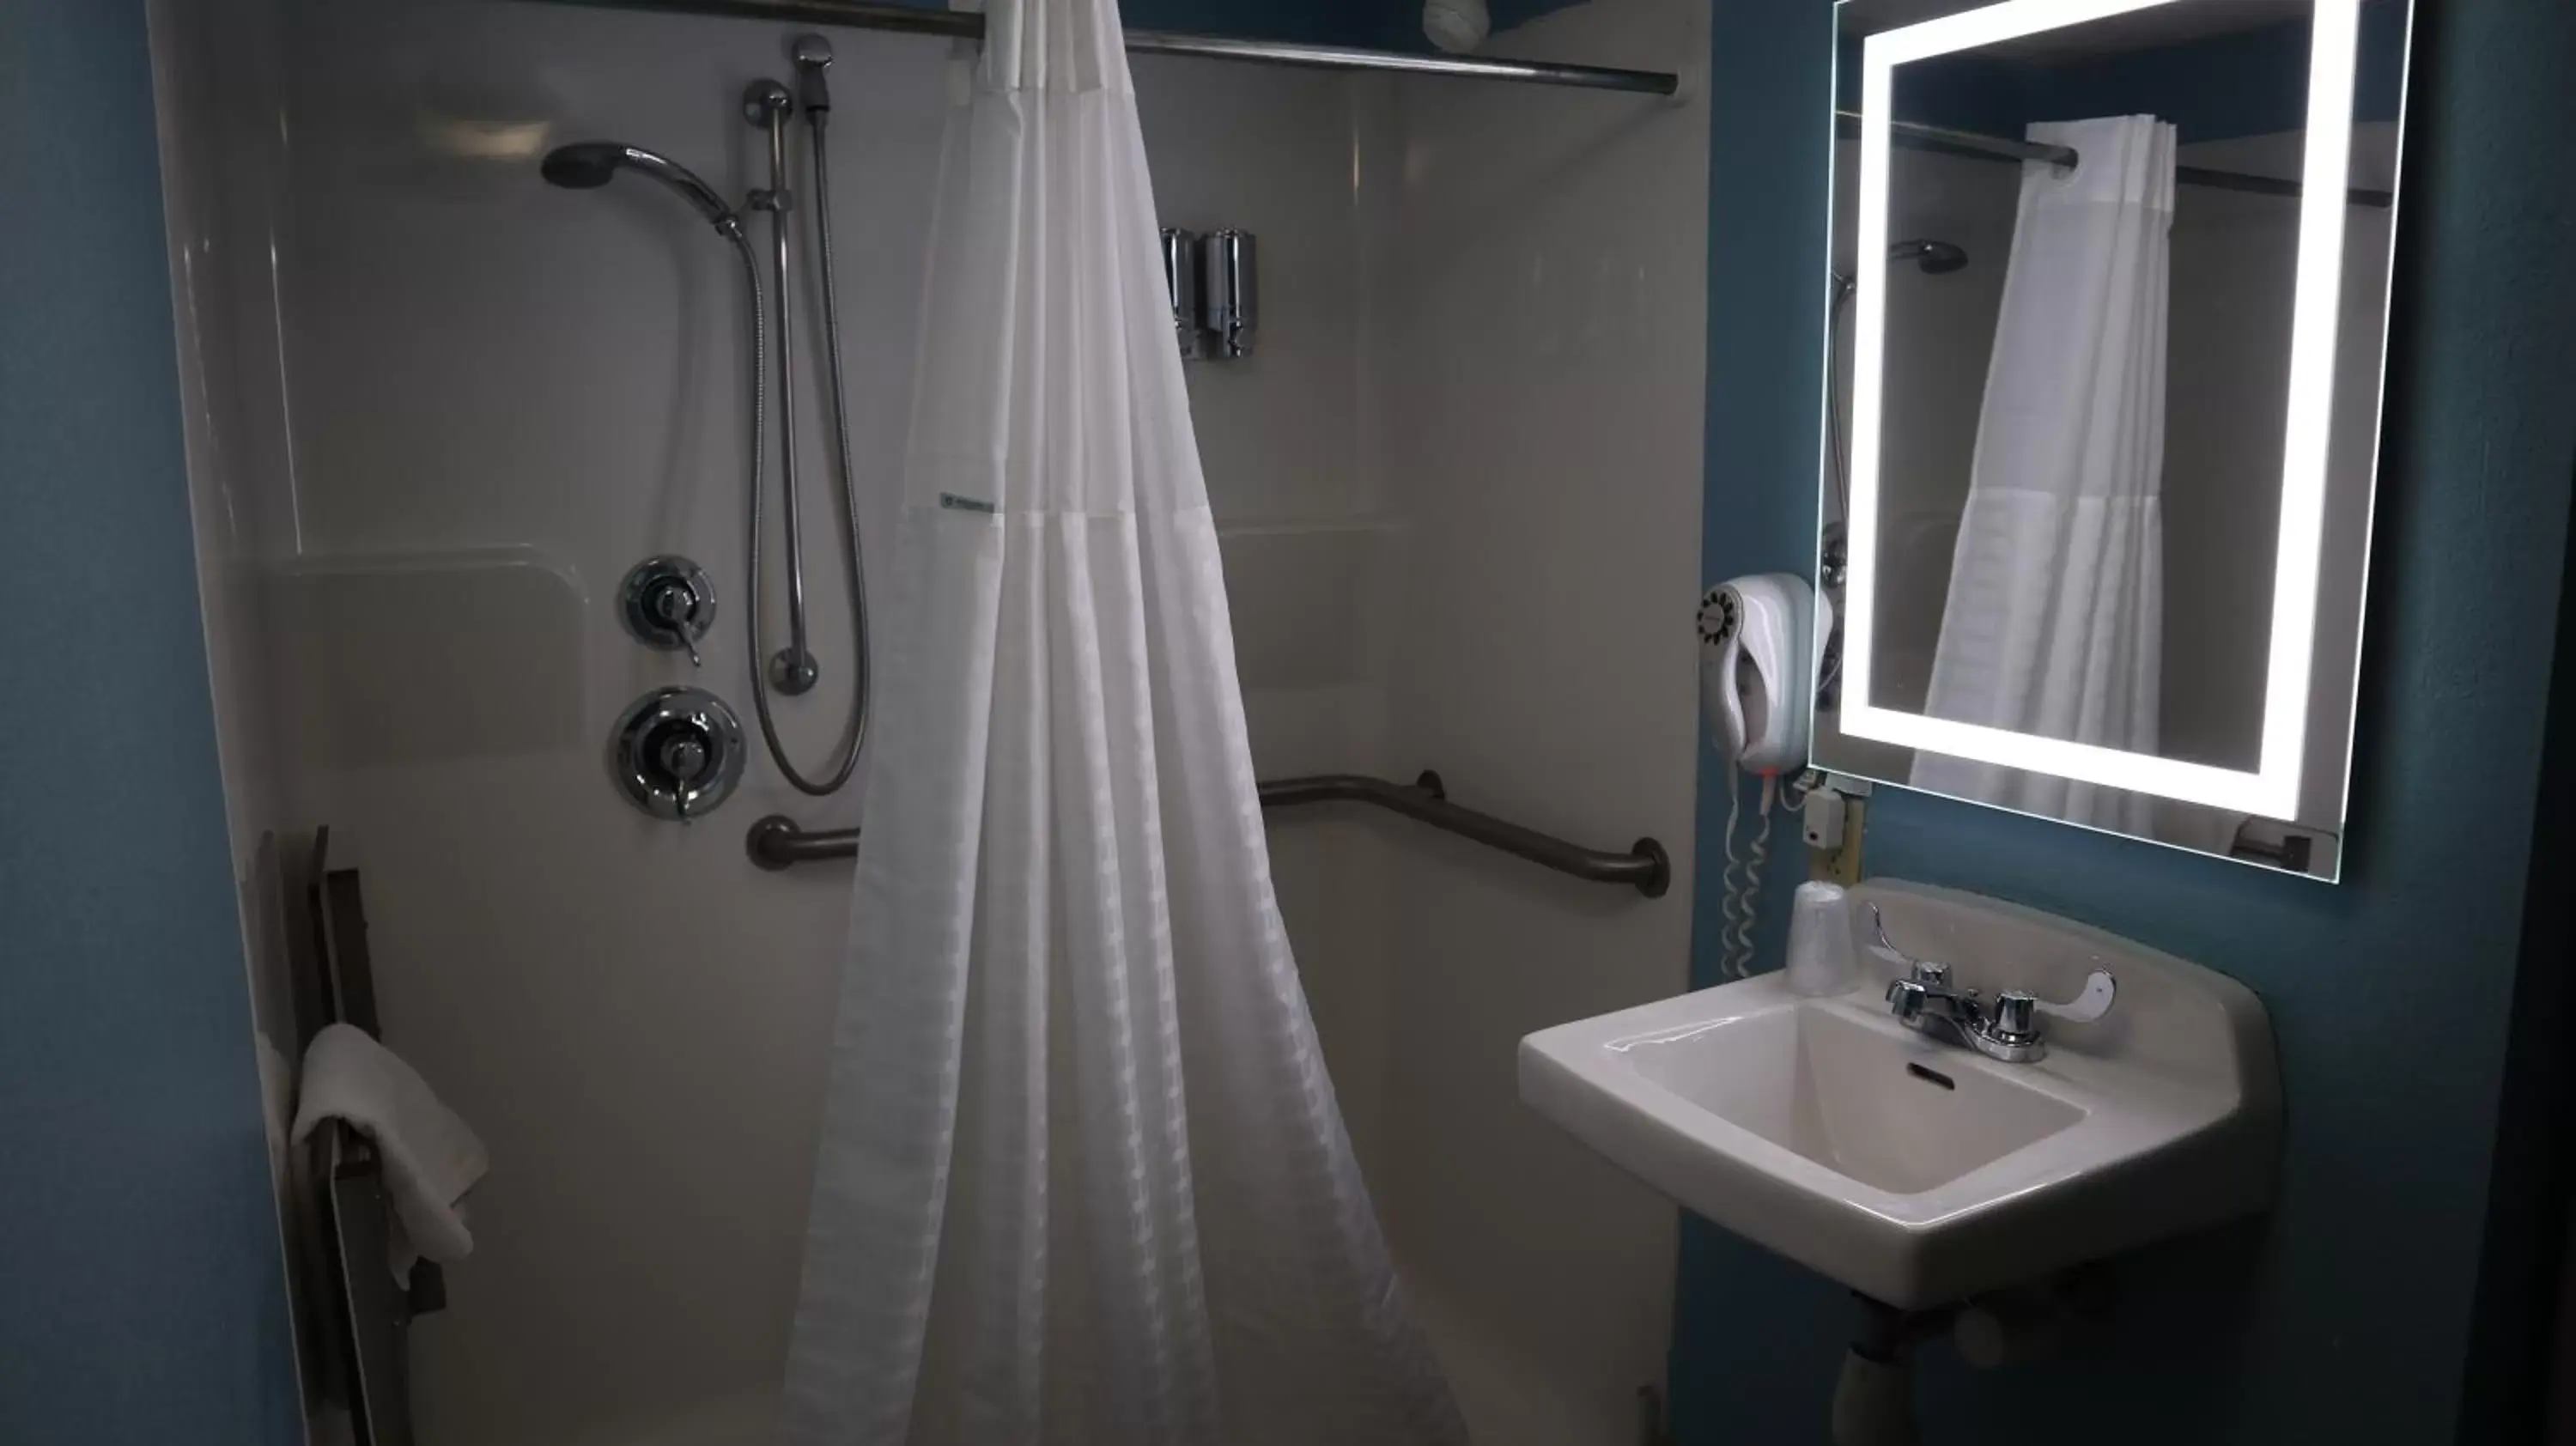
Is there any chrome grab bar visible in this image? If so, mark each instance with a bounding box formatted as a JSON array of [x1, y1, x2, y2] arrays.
[[745, 769, 1670, 896]]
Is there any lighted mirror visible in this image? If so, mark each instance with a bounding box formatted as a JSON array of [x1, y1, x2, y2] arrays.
[[1814, 0, 2412, 879]]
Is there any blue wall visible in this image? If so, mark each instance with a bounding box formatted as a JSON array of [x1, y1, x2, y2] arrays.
[[1685, 1, 2576, 1442], [0, 4, 302, 1443]]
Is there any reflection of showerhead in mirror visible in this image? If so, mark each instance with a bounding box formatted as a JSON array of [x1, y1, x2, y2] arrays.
[[1888, 238, 1968, 275], [1832, 237, 1968, 307]]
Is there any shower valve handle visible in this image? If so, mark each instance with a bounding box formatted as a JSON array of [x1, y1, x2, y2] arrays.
[[645, 580, 704, 665], [620, 556, 716, 667], [658, 732, 710, 785]]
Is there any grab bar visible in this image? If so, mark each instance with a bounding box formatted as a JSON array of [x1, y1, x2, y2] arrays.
[[744, 769, 1669, 896]]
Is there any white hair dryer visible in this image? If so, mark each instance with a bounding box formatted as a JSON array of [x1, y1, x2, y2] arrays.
[[1699, 573, 1828, 977], [1699, 573, 1826, 775]]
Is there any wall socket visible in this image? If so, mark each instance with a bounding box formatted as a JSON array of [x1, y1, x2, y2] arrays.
[[1804, 772, 1869, 885]]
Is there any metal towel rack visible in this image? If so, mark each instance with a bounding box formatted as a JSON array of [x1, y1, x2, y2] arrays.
[[746, 769, 1670, 896]]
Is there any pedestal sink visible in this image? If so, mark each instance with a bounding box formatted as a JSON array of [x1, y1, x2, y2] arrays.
[[1519, 879, 2280, 1307]]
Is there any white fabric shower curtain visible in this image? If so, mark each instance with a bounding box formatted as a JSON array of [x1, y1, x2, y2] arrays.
[[777, 4, 1464, 1444], [1911, 114, 2176, 834]]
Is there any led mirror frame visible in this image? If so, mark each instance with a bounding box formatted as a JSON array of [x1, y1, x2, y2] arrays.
[[1838, 0, 2366, 820]]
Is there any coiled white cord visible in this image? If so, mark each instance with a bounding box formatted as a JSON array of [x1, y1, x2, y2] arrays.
[[1720, 769, 1746, 977], [1719, 770, 1780, 978], [1742, 774, 1776, 974]]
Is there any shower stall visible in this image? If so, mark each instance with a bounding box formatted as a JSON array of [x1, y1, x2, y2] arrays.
[[148, 0, 1709, 1440]]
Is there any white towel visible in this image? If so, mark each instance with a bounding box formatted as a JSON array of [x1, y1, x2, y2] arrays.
[[290, 1023, 489, 1284]]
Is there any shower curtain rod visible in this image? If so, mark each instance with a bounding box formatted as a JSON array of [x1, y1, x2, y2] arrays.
[[1838, 111, 2396, 209], [526, 0, 1683, 94], [747, 769, 1674, 895]]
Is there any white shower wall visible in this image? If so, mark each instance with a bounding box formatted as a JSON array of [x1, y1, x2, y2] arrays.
[[149, 0, 321, 1423], [154, 2, 1705, 1443], [1354, 1, 1705, 1439]]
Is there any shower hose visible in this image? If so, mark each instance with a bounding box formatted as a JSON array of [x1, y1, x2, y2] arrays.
[[729, 109, 872, 796]]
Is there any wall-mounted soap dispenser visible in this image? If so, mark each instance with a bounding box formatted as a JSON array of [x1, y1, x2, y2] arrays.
[[1158, 226, 1255, 360], [1201, 228, 1256, 359], [1161, 227, 1205, 360]]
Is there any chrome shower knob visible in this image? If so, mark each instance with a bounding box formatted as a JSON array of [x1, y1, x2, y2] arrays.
[[658, 732, 709, 783], [621, 556, 717, 665], [611, 685, 746, 821]]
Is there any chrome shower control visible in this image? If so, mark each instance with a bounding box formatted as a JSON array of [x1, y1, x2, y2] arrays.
[[611, 686, 745, 821], [621, 556, 717, 666], [658, 732, 708, 782], [1162, 228, 1206, 359], [1200, 228, 1257, 359]]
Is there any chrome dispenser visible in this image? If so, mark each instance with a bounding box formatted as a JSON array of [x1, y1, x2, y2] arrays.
[[1161, 227, 1205, 360], [1201, 228, 1256, 359]]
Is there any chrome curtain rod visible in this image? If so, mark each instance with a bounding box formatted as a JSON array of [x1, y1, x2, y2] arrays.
[[1837, 110, 2395, 210], [747, 769, 1673, 896], [526, 0, 1682, 94]]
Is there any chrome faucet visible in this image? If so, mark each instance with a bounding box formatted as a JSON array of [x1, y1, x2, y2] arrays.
[[1871, 907, 2116, 1065]]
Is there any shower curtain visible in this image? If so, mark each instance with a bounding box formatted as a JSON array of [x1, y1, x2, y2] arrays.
[[777, 3, 1465, 1443], [1911, 114, 2176, 834]]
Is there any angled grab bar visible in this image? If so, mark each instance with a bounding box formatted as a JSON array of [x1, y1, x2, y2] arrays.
[[745, 768, 1670, 897], [1258, 771, 1671, 896]]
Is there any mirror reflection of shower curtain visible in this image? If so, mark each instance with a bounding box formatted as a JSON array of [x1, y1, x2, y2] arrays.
[[1911, 115, 2175, 834], [776, 3, 1466, 1443]]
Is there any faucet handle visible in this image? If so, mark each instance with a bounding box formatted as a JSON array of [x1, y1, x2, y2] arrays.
[[1868, 907, 1960, 989], [2034, 970, 2117, 1025], [1885, 976, 1929, 1022], [1867, 905, 1905, 961], [1990, 991, 2039, 1043], [1868, 906, 1924, 971], [1986, 975, 2115, 1040], [1984, 973, 2116, 1044]]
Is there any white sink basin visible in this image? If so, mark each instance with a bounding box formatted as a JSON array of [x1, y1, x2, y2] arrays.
[[1519, 879, 2280, 1307]]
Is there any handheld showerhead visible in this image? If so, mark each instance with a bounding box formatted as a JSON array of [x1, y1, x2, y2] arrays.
[[541, 141, 739, 237], [538, 142, 620, 190], [792, 33, 834, 114]]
